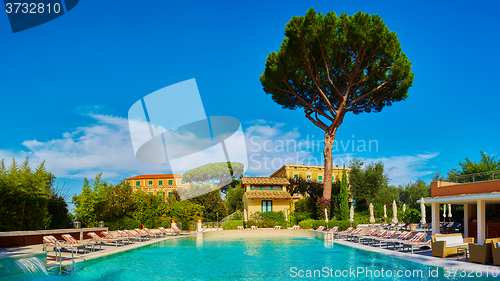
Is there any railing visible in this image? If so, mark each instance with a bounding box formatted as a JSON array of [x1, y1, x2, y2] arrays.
[[191, 222, 222, 231], [443, 170, 500, 184], [43, 240, 73, 273], [220, 211, 243, 223]]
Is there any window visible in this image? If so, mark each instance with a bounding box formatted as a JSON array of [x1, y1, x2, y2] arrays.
[[168, 180, 173, 185], [181, 180, 185, 184], [148, 180, 153, 186], [293, 174, 298, 178], [261, 200, 272, 212], [157, 192, 165, 200], [136, 181, 140, 186], [306, 175, 311, 179], [318, 176, 323, 181], [159, 180, 163, 185], [148, 192, 154, 195], [168, 191, 172, 198]]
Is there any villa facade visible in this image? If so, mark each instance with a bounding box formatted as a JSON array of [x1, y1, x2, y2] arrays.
[[242, 177, 291, 221], [242, 164, 351, 221], [125, 174, 187, 201], [270, 164, 347, 182]]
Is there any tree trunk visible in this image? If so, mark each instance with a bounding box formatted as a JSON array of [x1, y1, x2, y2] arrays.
[[323, 133, 336, 199]]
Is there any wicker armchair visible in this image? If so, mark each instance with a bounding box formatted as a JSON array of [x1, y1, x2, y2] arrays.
[[469, 238, 496, 264], [492, 238, 500, 266]]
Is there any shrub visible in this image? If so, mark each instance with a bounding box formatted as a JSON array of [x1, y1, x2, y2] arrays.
[[332, 219, 356, 231], [156, 215, 172, 228], [298, 219, 316, 229], [291, 212, 312, 224], [259, 219, 278, 228], [106, 217, 142, 231], [223, 220, 244, 230], [294, 198, 310, 212], [354, 214, 371, 224], [244, 220, 257, 228], [401, 208, 421, 223], [316, 198, 334, 219], [249, 211, 286, 228], [231, 212, 244, 221]]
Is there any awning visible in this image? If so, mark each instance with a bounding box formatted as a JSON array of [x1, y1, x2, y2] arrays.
[[419, 191, 500, 204]]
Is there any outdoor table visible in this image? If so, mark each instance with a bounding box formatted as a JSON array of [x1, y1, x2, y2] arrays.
[[457, 246, 469, 260]]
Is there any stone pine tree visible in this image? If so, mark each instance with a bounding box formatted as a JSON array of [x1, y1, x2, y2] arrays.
[[260, 9, 414, 199], [338, 168, 349, 220]]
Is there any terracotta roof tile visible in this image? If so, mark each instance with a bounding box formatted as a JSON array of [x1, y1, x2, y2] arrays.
[[241, 177, 290, 185], [245, 191, 292, 199], [126, 174, 183, 180]]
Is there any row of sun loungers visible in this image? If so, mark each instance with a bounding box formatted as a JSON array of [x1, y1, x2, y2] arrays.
[[43, 227, 183, 256], [314, 226, 430, 254], [236, 225, 301, 230]]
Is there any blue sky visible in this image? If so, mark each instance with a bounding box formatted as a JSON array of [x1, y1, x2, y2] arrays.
[[1, 0, 499, 198]]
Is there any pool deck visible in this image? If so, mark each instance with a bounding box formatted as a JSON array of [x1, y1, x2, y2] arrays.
[[0, 230, 197, 268], [335, 239, 499, 275], [2, 228, 498, 275]]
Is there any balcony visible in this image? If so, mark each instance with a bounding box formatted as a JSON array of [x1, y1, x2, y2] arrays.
[[432, 170, 500, 197]]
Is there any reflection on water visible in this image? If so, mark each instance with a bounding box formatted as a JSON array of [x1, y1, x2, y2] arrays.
[[19, 236, 490, 281]]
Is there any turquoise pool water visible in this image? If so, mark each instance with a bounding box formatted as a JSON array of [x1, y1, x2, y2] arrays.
[[7, 237, 500, 280]]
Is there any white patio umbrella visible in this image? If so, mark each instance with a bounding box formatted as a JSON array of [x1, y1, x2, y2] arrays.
[[383, 205, 387, 221], [443, 204, 447, 221], [420, 197, 426, 225], [349, 205, 354, 226], [392, 200, 398, 224], [403, 203, 406, 213], [324, 208, 329, 226], [448, 204, 452, 221], [369, 203, 375, 226]]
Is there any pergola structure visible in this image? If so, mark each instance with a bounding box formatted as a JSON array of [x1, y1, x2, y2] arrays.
[[421, 178, 500, 245]]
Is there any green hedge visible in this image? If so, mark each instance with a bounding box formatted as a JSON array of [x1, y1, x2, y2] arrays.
[[298, 219, 356, 231], [223, 220, 244, 230], [243, 219, 287, 228], [291, 212, 313, 224], [245, 211, 287, 228]]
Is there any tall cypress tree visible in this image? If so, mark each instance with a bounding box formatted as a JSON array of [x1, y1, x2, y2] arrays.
[[338, 168, 349, 220]]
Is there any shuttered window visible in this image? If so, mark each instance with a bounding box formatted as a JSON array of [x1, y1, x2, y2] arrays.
[[261, 200, 272, 212]]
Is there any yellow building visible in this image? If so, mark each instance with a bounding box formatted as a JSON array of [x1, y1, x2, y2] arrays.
[[270, 164, 347, 182], [125, 174, 188, 201], [242, 177, 291, 221]]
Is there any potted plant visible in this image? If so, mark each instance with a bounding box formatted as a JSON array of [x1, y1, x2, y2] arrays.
[[402, 208, 421, 231]]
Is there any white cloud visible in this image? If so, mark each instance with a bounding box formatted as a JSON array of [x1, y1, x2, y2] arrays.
[[362, 153, 439, 186], [0, 114, 168, 179], [243, 121, 440, 184], [0, 115, 439, 187], [244, 121, 319, 175]]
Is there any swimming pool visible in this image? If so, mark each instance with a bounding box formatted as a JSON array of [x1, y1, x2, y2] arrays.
[[8, 237, 497, 280]]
